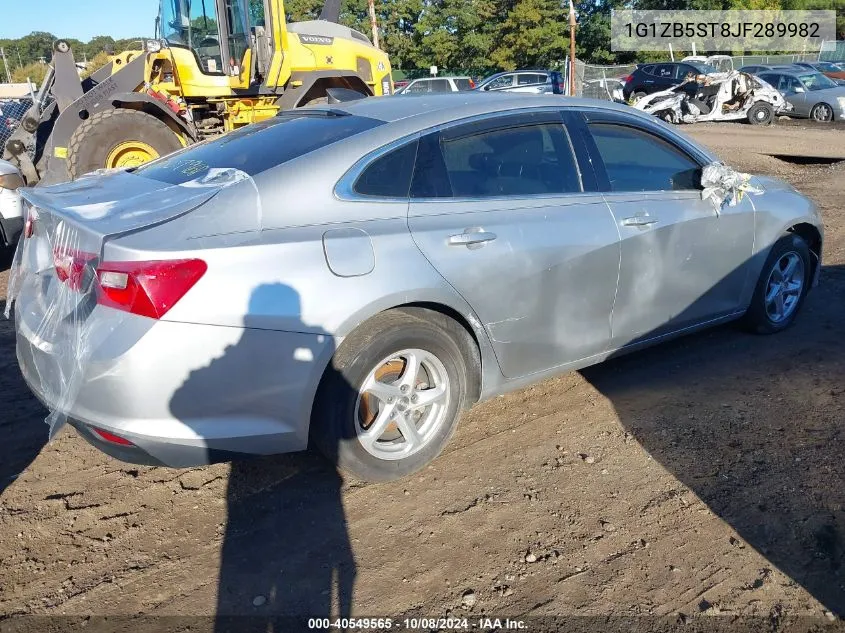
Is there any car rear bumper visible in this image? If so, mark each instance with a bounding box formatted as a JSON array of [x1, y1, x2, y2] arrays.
[[15, 304, 335, 467]]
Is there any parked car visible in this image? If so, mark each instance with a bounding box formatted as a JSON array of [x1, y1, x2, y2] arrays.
[[756, 69, 845, 122], [395, 77, 475, 94], [622, 61, 719, 101], [475, 70, 563, 94], [11, 94, 823, 481], [633, 71, 790, 125], [791, 61, 845, 81], [738, 64, 804, 75], [0, 159, 23, 249]]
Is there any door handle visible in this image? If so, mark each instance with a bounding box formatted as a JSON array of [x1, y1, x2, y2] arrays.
[[621, 215, 659, 227], [448, 230, 497, 247]]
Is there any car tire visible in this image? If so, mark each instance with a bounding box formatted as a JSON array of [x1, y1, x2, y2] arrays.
[[632, 91, 647, 100], [747, 102, 774, 125], [810, 102, 833, 122], [741, 233, 812, 334], [310, 308, 478, 482], [67, 109, 184, 179]]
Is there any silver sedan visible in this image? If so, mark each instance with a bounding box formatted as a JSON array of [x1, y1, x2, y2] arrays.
[[757, 69, 845, 122], [10, 93, 823, 481]]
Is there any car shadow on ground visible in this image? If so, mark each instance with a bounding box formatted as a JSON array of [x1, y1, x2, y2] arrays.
[[0, 300, 48, 498], [168, 283, 356, 628], [581, 263, 845, 616]]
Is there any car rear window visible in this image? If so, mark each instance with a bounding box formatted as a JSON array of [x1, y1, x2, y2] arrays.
[[134, 112, 384, 184]]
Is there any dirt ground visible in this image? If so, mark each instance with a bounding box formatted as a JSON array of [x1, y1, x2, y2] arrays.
[[1, 120, 845, 631]]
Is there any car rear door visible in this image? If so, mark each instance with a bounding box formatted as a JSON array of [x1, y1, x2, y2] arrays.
[[653, 64, 678, 91], [407, 110, 620, 379], [579, 111, 756, 348]]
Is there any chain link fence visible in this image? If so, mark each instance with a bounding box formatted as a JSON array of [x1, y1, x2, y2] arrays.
[[0, 98, 31, 150], [570, 52, 821, 101], [819, 40, 845, 62]]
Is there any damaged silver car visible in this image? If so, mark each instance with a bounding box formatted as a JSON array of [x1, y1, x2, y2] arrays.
[[7, 94, 823, 482], [632, 70, 791, 125]]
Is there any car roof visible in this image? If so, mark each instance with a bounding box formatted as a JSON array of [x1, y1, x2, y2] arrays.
[[328, 92, 653, 126], [408, 76, 470, 81], [763, 68, 818, 75]]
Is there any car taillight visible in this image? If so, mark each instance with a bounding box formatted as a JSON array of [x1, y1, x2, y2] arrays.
[[622, 75, 633, 84], [95, 258, 207, 320], [53, 247, 96, 291], [469, 79, 476, 88], [92, 428, 134, 446], [22, 206, 37, 238]]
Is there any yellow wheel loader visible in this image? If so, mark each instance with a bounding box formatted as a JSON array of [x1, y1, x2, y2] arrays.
[[4, 0, 393, 186]]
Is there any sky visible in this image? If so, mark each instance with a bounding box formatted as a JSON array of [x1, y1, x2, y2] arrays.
[[0, 0, 160, 42]]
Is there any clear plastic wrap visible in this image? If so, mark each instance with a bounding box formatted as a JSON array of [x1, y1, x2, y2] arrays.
[[4, 167, 258, 439], [700, 162, 763, 215]]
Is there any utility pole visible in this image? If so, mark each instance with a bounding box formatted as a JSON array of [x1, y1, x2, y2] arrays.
[[0, 47, 12, 84], [368, 0, 380, 49], [568, 0, 576, 96]]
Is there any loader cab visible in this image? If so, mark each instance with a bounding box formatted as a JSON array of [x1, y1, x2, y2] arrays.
[[158, 0, 263, 79]]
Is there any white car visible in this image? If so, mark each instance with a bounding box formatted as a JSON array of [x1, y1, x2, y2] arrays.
[[633, 71, 791, 125], [0, 159, 24, 248]]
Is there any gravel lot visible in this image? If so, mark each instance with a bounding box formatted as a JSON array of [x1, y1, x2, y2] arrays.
[[1, 121, 844, 630]]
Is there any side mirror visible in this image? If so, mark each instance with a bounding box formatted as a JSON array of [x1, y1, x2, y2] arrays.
[[793, 86, 805, 93]]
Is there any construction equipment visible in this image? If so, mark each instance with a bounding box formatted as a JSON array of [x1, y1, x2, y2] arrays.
[[4, 0, 393, 187]]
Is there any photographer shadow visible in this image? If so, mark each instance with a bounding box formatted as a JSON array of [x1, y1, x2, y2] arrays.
[[168, 283, 356, 630]]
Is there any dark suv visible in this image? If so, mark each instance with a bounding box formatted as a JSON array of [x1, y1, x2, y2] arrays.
[[622, 61, 718, 101]]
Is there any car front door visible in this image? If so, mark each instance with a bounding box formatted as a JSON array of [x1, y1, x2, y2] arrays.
[[580, 113, 756, 348], [484, 74, 516, 91], [407, 111, 620, 379]]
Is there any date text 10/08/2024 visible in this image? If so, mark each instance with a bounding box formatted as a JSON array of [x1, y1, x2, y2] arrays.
[[307, 617, 529, 630]]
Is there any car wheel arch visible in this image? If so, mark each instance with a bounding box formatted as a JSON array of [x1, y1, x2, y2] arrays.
[[318, 293, 497, 411], [786, 222, 823, 278]]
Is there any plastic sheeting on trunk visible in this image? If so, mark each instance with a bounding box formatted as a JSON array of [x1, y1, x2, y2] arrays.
[[4, 167, 258, 440]]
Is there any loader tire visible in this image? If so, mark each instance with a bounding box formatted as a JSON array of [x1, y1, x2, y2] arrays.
[[67, 109, 184, 179]]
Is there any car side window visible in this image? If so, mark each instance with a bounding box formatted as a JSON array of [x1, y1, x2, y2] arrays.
[[785, 76, 803, 92], [487, 75, 514, 90], [405, 80, 428, 94], [758, 73, 778, 89], [654, 64, 675, 78], [675, 64, 693, 79], [353, 139, 419, 198], [641, 65, 655, 75], [430, 79, 451, 93], [437, 123, 582, 197], [587, 123, 702, 192]]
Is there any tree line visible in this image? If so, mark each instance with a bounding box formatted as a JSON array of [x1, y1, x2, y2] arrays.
[[1, 0, 842, 86]]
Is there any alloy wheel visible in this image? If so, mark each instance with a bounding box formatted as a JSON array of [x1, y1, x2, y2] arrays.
[[764, 251, 804, 323], [354, 348, 451, 460]]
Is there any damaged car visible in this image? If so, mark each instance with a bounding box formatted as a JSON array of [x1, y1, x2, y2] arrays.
[[632, 70, 790, 125], [7, 94, 823, 482]]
